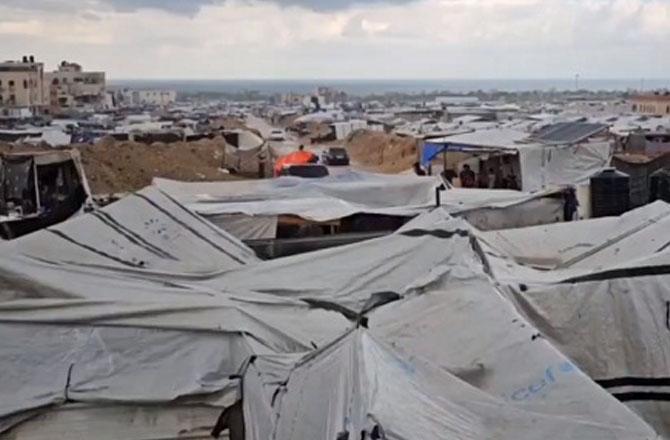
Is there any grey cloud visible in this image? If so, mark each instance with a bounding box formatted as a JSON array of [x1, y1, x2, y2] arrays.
[[104, 0, 415, 14], [81, 11, 103, 21], [6, 0, 415, 15]]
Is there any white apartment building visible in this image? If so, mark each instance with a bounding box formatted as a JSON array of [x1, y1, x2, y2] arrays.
[[118, 89, 177, 107], [0, 55, 48, 116], [45, 61, 106, 111]]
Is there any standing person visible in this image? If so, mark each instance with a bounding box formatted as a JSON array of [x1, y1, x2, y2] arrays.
[[563, 187, 579, 221], [507, 170, 519, 190], [459, 164, 476, 188], [487, 168, 496, 189], [477, 169, 490, 188]]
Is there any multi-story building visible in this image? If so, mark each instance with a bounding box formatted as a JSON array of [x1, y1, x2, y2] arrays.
[[0, 55, 48, 116], [631, 92, 670, 116], [116, 89, 177, 107], [45, 61, 106, 111]]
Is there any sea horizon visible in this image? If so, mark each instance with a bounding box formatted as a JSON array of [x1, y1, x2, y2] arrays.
[[107, 78, 670, 96]]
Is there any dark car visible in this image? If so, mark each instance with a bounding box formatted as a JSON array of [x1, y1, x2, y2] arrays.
[[279, 164, 330, 178], [321, 147, 350, 166]]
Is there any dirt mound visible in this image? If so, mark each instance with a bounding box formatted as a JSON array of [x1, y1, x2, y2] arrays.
[[345, 130, 418, 173], [78, 136, 238, 194]]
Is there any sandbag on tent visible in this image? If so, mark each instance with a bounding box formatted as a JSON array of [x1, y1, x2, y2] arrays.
[[240, 328, 657, 440], [5, 185, 258, 276]]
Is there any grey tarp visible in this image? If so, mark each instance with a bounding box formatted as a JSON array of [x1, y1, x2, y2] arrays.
[[5, 186, 259, 275], [204, 209, 658, 435], [243, 329, 656, 439], [154, 172, 440, 223], [154, 174, 566, 234], [0, 188, 662, 438], [0, 187, 350, 437], [475, 202, 670, 436], [518, 141, 612, 192]]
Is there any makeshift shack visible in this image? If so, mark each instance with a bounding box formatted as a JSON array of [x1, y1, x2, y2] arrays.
[[0, 150, 91, 239], [422, 123, 613, 193]]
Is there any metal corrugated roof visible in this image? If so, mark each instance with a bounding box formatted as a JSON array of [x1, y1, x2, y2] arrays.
[[532, 122, 608, 144]]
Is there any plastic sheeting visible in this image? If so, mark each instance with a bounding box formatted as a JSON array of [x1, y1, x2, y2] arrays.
[[155, 174, 568, 235], [243, 329, 656, 440], [518, 141, 612, 192], [3, 186, 258, 275], [476, 202, 670, 436], [0, 188, 664, 439], [154, 172, 440, 222], [206, 213, 278, 240]]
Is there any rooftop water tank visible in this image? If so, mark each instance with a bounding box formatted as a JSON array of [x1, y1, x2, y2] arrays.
[[590, 168, 630, 218]]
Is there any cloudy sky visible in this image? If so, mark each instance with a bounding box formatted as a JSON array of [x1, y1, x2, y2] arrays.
[[0, 0, 668, 79]]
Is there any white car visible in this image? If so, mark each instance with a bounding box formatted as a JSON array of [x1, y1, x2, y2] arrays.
[[268, 129, 286, 142]]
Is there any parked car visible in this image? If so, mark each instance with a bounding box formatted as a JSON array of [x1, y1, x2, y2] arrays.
[[278, 164, 330, 178], [321, 147, 350, 166], [268, 129, 286, 142]]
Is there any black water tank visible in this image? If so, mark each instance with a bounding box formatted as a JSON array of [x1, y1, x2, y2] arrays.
[[650, 169, 670, 203], [590, 168, 630, 217]]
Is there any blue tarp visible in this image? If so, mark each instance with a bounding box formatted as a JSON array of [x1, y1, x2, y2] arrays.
[[421, 143, 446, 167]]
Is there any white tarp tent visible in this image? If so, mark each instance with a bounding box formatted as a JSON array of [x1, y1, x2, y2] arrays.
[[242, 329, 655, 440], [0, 189, 663, 439], [425, 128, 613, 192], [474, 202, 670, 436], [154, 173, 567, 238]]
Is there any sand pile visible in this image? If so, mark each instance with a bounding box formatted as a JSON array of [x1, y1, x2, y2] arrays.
[[78, 136, 237, 194], [345, 130, 418, 173]]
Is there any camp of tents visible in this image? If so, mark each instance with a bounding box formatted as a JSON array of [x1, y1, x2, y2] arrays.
[[0, 177, 668, 439]]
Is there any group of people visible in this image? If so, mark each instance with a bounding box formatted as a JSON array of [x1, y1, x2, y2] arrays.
[[458, 164, 519, 190], [413, 162, 519, 190]]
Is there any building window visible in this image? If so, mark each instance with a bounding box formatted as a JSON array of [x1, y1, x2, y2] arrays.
[[632, 104, 637, 112], [8, 80, 14, 87], [52, 78, 59, 85], [9, 94, 15, 105], [23, 79, 28, 89], [667, 105, 670, 114]]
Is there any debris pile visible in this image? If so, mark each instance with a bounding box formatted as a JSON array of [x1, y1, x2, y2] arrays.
[[345, 130, 418, 173]]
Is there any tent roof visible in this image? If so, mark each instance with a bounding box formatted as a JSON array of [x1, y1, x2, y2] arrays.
[[531, 122, 608, 144], [0, 187, 665, 439], [426, 127, 531, 151]]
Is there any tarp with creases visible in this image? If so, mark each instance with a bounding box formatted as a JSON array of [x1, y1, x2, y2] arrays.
[[0, 189, 663, 439], [154, 173, 567, 232], [475, 202, 670, 436], [4, 185, 258, 275], [518, 141, 612, 192], [204, 213, 278, 240], [243, 329, 656, 440], [154, 172, 440, 222]]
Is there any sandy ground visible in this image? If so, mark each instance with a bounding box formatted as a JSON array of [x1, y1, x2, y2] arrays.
[[0, 138, 242, 195]]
